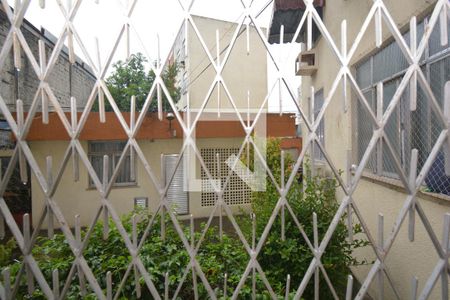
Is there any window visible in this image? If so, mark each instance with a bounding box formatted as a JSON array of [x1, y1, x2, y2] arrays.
[[0, 156, 31, 213], [355, 16, 449, 191], [0, 120, 13, 150], [88, 141, 135, 187], [163, 154, 188, 214], [313, 89, 325, 161], [200, 148, 251, 207]]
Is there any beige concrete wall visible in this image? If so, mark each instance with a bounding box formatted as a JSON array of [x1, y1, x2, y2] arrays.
[[29, 137, 250, 228], [186, 15, 268, 112], [299, 0, 449, 298], [351, 178, 449, 300]]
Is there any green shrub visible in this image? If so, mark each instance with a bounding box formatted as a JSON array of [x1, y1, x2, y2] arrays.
[[238, 138, 369, 299], [3, 211, 254, 299], [0, 238, 17, 268], [1, 138, 368, 299]]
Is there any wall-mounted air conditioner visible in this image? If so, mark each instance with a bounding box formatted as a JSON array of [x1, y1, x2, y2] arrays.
[[295, 50, 318, 76]]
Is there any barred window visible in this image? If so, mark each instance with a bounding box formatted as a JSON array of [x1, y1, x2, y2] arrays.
[[313, 89, 325, 161], [200, 148, 251, 207], [355, 15, 450, 195], [88, 141, 135, 187]]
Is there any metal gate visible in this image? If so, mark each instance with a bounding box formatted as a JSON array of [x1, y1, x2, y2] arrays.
[[0, 0, 449, 299]]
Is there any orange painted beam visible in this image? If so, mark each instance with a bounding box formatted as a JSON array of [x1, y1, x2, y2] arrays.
[[280, 137, 302, 150], [22, 112, 298, 141]]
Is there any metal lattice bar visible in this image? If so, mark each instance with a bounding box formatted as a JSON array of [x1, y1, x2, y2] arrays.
[[0, 0, 448, 299]]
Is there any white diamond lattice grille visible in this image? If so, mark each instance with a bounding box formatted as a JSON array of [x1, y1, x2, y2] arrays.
[[0, 0, 449, 299]]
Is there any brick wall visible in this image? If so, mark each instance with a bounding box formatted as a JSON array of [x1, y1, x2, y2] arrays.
[[0, 8, 96, 112]]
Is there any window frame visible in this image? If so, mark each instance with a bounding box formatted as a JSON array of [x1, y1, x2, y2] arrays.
[[312, 89, 326, 162], [87, 140, 136, 188], [354, 15, 450, 179]]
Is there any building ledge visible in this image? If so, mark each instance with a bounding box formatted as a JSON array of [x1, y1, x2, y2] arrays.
[[21, 112, 298, 141], [361, 172, 450, 207]]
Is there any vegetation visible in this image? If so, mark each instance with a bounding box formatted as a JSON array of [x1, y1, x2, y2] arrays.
[[0, 138, 369, 299], [0, 239, 16, 268], [95, 52, 180, 112], [239, 138, 369, 299], [2, 212, 251, 299]]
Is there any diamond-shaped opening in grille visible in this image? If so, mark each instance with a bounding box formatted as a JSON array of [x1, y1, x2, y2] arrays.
[[31, 138, 74, 216], [349, 177, 439, 299], [427, 12, 450, 61], [0, 155, 30, 233], [71, 114, 131, 251], [5, 0, 66, 69], [266, 43, 303, 115], [152, 139, 260, 296], [0, 154, 83, 298], [380, 77, 414, 178], [246, 0, 274, 31], [70, 212, 133, 298], [130, 0, 184, 63], [218, 14, 272, 117], [189, 0, 247, 36], [359, 273, 401, 300], [72, 1, 123, 74], [420, 60, 450, 197], [25, 185, 81, 298], [122, 55, 185, 145], [126, 1, 185, 120], [275, 9, 349, 158], [350, 20, 448, 189], [225, 269, 277, 298], [0, 34, 45, 127], [7, 0, 66, 31], [88, 22, 184, 118], [316, 214, 373, 299], [250, 142, 370, 298], [127, 142, 217, 296], [0, 69, 41, 139], [40, 37, 96, 133], [382, 201, 444, 300], [135, 211, 195, 298], [380, 77, 447, 192], [300, 87, 354, 198], [191, 144, 254, 298], [177, 14, 247, 123], [18, 2, 100, 97], [353, 89, 377, 172], [0, 155, 31, 246]]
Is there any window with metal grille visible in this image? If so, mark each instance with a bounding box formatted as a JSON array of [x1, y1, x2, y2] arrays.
[[355, 15, 450, 195], [313, 89, 325, 161], [88, 141, 135, 187], [200, 148, 251, 207]]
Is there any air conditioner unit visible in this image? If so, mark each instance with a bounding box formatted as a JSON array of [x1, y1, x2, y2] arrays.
[[295, 49, 318, 76]]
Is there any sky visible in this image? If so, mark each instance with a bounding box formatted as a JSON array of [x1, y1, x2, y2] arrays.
[[9, 0, 301, 113]]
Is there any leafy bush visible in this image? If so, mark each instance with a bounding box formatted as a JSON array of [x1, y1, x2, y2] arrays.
[[3, 211, 254, 299], [238, 138, 369, 299], [94, 52, 180, 112], [0, 239, 16, 268], [1, 138, 368, 299]]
